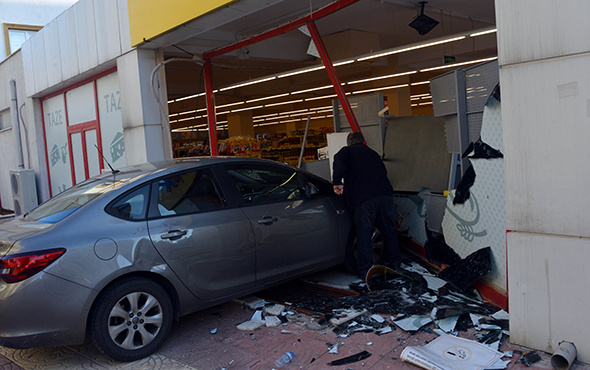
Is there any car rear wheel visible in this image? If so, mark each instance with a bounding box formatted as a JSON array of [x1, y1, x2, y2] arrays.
[[89, 277, 173, 362]]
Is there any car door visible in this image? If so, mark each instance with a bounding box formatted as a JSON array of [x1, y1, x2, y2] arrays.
[[221, 162, 342, 285], [147, 166, 255, 301]]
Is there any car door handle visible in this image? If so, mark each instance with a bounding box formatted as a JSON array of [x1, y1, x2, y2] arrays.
[[257, 216, 278, 225], [161, 230, 188, 240]]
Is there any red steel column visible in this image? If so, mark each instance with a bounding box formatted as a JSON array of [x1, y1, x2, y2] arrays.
[[204, 59, 218, 156], [306, 22, 361, 133]]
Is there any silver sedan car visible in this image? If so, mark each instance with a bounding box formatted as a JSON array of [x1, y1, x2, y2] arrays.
[[0, 157, 351, 361]]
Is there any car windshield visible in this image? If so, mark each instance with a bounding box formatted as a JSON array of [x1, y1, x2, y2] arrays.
[[25, 173, 148, 223]]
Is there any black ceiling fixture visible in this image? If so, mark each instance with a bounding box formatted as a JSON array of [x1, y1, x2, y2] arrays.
[[409, 1, 439, 35]]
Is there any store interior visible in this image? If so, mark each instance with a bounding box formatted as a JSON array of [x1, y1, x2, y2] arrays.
[[156, 0, 497, 166]]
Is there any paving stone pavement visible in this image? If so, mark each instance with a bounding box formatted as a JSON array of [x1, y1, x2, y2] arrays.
[[1, 269, 589, 370]]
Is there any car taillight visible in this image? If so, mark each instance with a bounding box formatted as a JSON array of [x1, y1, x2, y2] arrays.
[[0, 248, 66, 284]]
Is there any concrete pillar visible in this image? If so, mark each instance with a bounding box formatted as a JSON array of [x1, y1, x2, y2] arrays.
[[117, 48, 172, 165], [227, 110, 254, 138]]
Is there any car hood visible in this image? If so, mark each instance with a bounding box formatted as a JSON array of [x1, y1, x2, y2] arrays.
[[0, 216, 52, 258]]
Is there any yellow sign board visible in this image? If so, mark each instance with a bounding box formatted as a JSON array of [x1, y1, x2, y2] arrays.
[[128, 0, 237, 47]]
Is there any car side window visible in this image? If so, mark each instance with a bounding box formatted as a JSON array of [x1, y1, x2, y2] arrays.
[[156, 169, 224, 216], [301, 173, 333, 196], [226, 164, 306, 204], [107, 185, 150, 221]]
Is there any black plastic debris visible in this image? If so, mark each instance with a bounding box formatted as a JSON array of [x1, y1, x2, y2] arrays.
[[438, 247, 492, 291], [327, 350, 372, 366], [452, 165, 476, 205], [520, 351, 542, 367], [491, 83, 501, 102], [424, 226, 461, 267], [463, 138, 504, 159]]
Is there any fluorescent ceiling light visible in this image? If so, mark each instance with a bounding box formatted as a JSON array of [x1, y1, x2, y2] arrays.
[[352, 84, 408, 95], [278, 66, 324, 78], [470, 29, 497, 37], [348, 71, 417, 85], [173, 92, 206, 102], [230, 105, 263, 113], [289, 111, 319, 118], [291, 85, 333, 94], [419, 102, 433, 105], [176, 116, 202, 122], [281, 118, 303, 123], [218, 76, 276, 91], [255, 121, 280, 127], [217, 101, 245, 109], [265, 99, 304, 107], [254, 113, 279, 119], [420, 57, 498, 72], [411, 81, 430, 86], [411, 93, 431, 98], [334, 60, 355, 66], [276, 108, 310, 116], [246, 93, 289, 103], [305, 94, 337, 101], [357, 36, 466, 62]]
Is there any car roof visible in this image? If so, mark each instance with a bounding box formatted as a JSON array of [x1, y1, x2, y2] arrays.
[[99, 156, 296, 183]]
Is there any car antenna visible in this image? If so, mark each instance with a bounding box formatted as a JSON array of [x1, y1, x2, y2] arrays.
[[95, 144, 120, 175]]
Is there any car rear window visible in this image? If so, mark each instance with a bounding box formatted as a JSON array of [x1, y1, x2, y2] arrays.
[[25, 173, 147, 223]]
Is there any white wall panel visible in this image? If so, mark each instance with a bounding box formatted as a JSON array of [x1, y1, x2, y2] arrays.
[[501, 55, 590, 237], [58, 8, 80, 81], [42, 20, 63, 87], [117, 0, 132, 53], [21, 43, 36, 97], [496, 1, 590, 65], [507, 232, 590, 363], [30, 29, 48, 93], [94, 0, 122, 64], [73, 0, 99, 73]]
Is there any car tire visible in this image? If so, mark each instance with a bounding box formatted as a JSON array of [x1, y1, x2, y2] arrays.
[[89, 277, 173, 362]]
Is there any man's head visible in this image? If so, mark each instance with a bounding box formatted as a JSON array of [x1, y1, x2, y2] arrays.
[[347, 131, 364, 146]]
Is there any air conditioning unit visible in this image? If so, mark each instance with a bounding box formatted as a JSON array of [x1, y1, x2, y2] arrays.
[[10, 169, 38, 216]]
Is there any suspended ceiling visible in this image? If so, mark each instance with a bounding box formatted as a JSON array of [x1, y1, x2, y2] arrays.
[[138, 0, 497, 131]]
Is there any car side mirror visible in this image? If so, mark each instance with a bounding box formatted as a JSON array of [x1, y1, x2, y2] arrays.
[[305, 183, 319, 198]]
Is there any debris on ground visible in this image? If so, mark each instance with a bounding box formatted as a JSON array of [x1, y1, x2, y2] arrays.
[[235, 252, 512, 366], [520, 351, 542, 367], [327, 350, 372, 366], [401, 334, 509, 370]]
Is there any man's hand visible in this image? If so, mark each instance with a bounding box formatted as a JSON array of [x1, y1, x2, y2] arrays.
[[333, 185, 344, 195]]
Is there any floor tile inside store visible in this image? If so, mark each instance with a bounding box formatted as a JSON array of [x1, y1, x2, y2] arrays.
[[1, 266, 588, 370]]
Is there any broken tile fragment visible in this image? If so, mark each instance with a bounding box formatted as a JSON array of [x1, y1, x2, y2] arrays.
[[370, 314, 385, 323], [237, 320, 265, 331], [265, 315, 282, 327], [264, 304, 285, 316]]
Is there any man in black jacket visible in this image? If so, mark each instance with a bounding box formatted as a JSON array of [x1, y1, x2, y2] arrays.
[[332, 131, 401, 278]]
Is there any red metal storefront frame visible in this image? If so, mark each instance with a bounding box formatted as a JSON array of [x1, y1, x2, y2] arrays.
[[202, 0, 362, 156]]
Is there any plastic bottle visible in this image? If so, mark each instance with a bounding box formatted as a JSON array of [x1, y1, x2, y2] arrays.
[[274, 351, 294, 368]]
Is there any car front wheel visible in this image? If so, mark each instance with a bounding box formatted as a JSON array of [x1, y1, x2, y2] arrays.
[[89, 277, 173, 362]]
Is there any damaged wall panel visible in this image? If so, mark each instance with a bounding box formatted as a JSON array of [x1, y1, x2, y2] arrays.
[[383, 115, 451, 193], [395, 190, 429, 245], [441, 93, 507, 292]]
